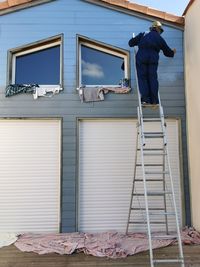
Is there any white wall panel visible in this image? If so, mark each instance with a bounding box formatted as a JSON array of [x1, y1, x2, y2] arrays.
[[0, 119, 61, 233], [79, 119, 182, 233]]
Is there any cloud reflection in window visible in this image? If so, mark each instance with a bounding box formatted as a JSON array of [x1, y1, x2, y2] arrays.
[[81, 44, 125, 86], [82, 60, 104, 79]]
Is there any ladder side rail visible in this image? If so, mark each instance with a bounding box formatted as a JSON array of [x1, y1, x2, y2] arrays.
[[165, 143, 185, 267], [138, 126, 154, 267], [159, 93, 184, 266], [158, 93, 167, 145], [137, 107, 145, 146], [162, 144, 169, 234], [158, 92, 169, 233], [126, 128, 139, 234], [133, 46, 146, 146]]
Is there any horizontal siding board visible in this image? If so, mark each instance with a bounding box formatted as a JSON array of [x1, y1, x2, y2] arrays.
[[92, 100, 185, 108]]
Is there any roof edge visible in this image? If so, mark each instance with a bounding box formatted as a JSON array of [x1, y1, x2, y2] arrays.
[[0, 0, 185, 28], [183, 0, 195, 16], [83, 0, 184, 27], [0, 0, 55, 15]]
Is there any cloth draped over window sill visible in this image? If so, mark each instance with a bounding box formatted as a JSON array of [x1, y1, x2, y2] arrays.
[[77, 86, 131, 102], [33, 86, 63, 99], [5, 84, 63, 99]]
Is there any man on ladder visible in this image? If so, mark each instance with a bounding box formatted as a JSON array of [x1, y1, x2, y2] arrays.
[[127, 21, 185, 266], [128, 21, 176, 105]]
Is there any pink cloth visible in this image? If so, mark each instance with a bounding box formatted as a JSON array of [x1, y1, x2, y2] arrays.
[[15, 232, 173, 258], [181, 227, 200, 245], [14, 228, 200, 259]]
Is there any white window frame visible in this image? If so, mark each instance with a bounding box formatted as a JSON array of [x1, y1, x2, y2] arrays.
[[11, 40, 62, 88], [79, 41, 129, 87]]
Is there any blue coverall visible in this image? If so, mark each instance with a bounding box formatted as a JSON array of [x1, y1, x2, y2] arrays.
[[129, 29, 174, 104]]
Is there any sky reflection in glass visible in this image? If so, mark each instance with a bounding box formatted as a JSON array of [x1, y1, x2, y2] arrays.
[[15, 45, 60, 85], [81, 45, 124, 85]]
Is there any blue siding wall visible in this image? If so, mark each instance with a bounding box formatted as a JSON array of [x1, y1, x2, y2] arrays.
[[0, 0, 190, 231]]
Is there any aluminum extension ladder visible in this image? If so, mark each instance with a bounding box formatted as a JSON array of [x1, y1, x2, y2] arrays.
[[126, 48, 185, 267]]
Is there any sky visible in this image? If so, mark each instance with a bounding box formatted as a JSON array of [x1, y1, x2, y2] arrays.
[[0, 0, 190, 15], [129, 0, 190, 16]]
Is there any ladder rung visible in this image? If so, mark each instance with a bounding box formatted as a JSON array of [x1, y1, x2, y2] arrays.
[[144, 135, 164, 139], [143, 152, 167, 156], [144, 131, 163, 134], [131, 208, 165, 211], [138, 148, 164, 151], [136, 164, 164, 167], [141, 104, 159, 108], [149, 211, 176, 216], [143, 118, 161, 122], [129, 221, 166, 224], [134, 179, 164, 182], [141, 103, 152, 107], [147, 191, 172, 196], [153, 259, 184, 264], [133, 191, 172, 196], [144, 132, 164, 138], [145, 171, 169, 175]]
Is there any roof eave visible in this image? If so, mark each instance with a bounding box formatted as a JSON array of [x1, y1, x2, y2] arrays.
[[0, 0, 55, 15], [0, 0, 185, 29], [83, 0, 184, 29]]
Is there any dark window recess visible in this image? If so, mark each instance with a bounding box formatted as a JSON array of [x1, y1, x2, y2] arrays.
[[81, 45, 125, 86], [15, 45, 60, 85]]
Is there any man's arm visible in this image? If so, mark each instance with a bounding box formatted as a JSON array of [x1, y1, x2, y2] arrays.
[[159, 36, 175, 57], [128, 32, 144, 47]]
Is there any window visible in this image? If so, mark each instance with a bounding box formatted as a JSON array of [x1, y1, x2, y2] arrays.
[[9, 36, 62, 87], [79, 38, 129, 87]]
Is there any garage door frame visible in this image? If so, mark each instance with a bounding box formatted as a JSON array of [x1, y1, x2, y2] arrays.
[[77, 117, 185, 232], [0, 117, 62, 233]]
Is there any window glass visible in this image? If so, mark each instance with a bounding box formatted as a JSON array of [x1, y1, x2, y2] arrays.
[[15, 45, 60, 85], [81, 45, 125, 86]]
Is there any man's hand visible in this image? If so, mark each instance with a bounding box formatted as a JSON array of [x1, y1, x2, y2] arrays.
[[173, 48, 177, 54]]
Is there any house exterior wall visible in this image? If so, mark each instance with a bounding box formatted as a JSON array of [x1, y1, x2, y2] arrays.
[[0, 0, 189, 232], [184, 0, 200, 231]]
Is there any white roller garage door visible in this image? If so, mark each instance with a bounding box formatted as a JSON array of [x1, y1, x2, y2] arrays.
[[78, 119, 182, 233], [0, 119, 61, 233]]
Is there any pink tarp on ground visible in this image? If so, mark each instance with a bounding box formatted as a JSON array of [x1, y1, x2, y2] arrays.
[[181, 227, 200, 245], [15, 232, 173, 258], [14, 228, 200, 259]]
